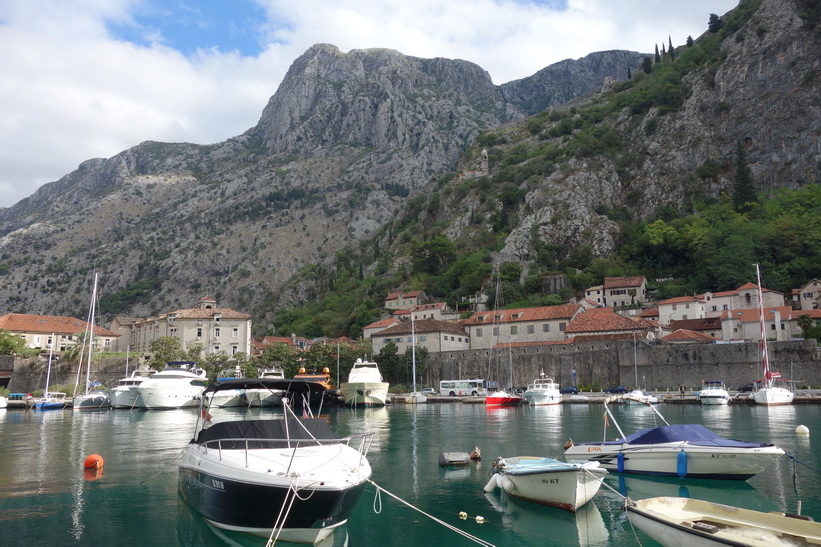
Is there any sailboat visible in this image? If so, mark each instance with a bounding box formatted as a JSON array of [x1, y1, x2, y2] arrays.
[[34, 333, 67, 411], [751, 263, 794, 406], [72, 273, 110, 410], [486, 275, 524, 407], [404, 315, 427, 404]]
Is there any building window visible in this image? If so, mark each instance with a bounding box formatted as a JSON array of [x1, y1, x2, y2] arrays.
[[232, 328, 238, 338], [383, 338, 391, 344], [543, 324, 550, 332], [170, 328, 177, 337], [196, 328, 202, 338], [104, 339, 110, 348], [493, 327, 499, 336], [510, 326, 517, 335], [231, 346, 238, 355], [476, 328, 483, 337], [527, 325, 534, 334], [215, 328, 221, 338], [559, 322, 566, 332], [213, 346, 220, 354], [419, 336, 426, 341]]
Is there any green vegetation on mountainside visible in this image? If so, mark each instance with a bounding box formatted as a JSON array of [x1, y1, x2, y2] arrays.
[[256, 2, 819, 341]]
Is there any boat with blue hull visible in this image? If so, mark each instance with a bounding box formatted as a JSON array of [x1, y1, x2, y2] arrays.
[[178, 379, 373, 544]]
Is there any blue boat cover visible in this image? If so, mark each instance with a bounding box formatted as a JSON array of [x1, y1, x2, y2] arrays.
[[621, 424, 771, 448]]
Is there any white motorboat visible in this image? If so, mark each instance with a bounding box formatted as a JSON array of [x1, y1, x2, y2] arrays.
[[0, 396, 7, 409], [625, 496, 821, 546], [523, 374, 562, 406], [178, 378, 374, 544], [563, 396, 783, 480], [245, 367, 286, 407], [72, 388, 111, 410], [130, 362, 208, 409], [484, 456, 606, 513], [206, 366, 249, 407], [698, 381, 731, 406], [751, 264, 794, 407], [109, 367, 156, 409], [340, 358, 390, 407]]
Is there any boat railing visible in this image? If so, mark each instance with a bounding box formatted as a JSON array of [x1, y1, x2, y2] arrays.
[[201, 432, 375, 472]]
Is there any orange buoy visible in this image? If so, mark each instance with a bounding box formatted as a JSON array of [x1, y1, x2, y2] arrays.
[[83, 454, 104, 469]]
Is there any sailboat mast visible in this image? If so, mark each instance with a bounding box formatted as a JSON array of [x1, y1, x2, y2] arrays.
[[44, 333, 55, 395], [411, 314, 417, 392], [755, 263, 770, 384], [84, 273, 99, 395]]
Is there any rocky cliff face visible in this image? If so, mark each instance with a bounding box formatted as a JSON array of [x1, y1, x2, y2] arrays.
[[0, 42, 641, 320]]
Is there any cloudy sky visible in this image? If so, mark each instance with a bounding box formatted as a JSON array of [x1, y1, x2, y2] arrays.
[[0, 0, 738, 208]]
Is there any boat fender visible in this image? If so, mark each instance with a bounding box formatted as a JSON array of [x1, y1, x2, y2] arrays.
[[617, 452, 625, 473], [563, 438, 574, 449], [483, 474, 499, 493], [796, 425, 809, 436], [439, 452, 470, 466], [677, 449, 688, 478], [470, 447, 481, 460], [500, 475, 515, 493]]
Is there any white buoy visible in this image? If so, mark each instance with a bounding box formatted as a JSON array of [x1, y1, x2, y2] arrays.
[[796, 424, 810, 436]]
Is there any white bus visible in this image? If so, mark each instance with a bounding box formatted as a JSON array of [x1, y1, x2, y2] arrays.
[[439, 379, 486, 397]]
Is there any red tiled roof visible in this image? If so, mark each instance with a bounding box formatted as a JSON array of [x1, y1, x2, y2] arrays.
[[661, 329, 719, 343], [669, 318, 721, 331], [165, 307, 250, 320], [374, 318, 467, 336], [364, 318, 400, 330], [463, 304, 581, 326], [657, 295, 702, 305], [720, 306, 796, 322], [385, 290, 424, 301], [603, 276, 645, 289], [640, 306, 659, 318], [0, 313, 119, 337], [564, 309, 649, 334], [566, 332, 647, 343]]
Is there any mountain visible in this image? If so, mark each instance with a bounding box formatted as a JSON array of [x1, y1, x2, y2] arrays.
[[0, 0, 817, 335], [0, 42, 642, 321]]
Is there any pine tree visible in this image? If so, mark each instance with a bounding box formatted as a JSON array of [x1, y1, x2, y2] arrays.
[[708, 13, 723, 33], [686, 35, 694, 47], [642, 56, 653, 74], [733, 140, 758, 212]]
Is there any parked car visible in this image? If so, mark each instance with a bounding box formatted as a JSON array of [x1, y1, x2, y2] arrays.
[[736, 383, 759, 393], [560, 386, 579, 395], [604, 385, 629, 394], [420, 387, 436, 395]]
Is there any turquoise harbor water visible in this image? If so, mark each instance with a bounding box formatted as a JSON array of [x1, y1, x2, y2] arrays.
[[1, 402, 819, 546]]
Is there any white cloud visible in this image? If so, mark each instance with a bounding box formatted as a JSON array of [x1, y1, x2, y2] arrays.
[[0, 0, 737, 208]]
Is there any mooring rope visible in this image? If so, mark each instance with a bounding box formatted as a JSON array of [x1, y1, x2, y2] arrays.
[[366, 478, 495, 546]]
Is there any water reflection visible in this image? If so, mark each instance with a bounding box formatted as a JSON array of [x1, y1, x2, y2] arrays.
[[483, 490, 609, 546]]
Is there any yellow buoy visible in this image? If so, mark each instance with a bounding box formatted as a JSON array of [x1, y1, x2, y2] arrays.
[[84, 454, 104, 469], [475, 516, 485, 524], [796, 425, 810, 436], [458, 511, 467, 520]]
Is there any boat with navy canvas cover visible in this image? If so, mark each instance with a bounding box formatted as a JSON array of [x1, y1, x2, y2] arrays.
[[563, 396, 783, 480], [178, 378, 373, 544]]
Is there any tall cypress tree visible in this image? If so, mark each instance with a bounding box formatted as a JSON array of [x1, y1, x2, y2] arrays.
[[627, 65, 632, 79], [655, 44, 661, 63], [668, 36, 675, 59], [733, 140, 758, 212]]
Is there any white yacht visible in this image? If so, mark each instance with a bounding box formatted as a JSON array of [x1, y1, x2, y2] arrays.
[[340, 358, 390, 407], [523, 373, 562, 406], [698, 380, 731, 405], [130, 362, 208, 409], [246, 367, 286, 407], [109, 367, 156, 409]]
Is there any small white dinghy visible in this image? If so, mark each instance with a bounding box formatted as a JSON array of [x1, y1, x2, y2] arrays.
[[484, 456, 606, 513], [625, 496, 821, 547]]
